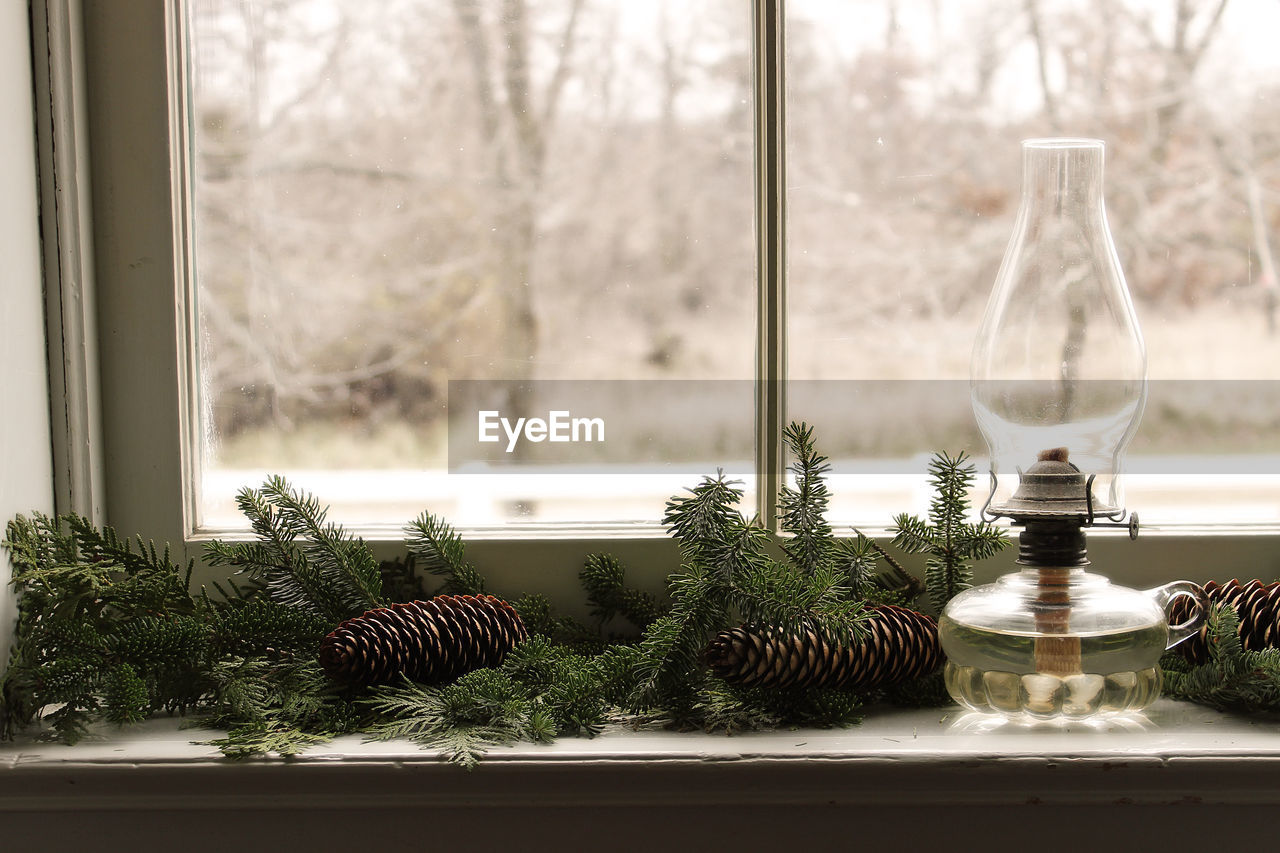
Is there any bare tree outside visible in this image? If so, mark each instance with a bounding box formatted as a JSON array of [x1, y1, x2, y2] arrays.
[[189, 0, 1280, 528], [191, 0, 755, 526], [787, 0, 1280, 518]]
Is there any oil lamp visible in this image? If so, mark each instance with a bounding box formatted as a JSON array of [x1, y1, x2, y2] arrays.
[[939, 139, 1206, 720]]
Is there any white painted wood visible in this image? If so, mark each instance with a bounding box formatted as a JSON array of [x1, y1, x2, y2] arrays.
[[4, 700, 1278, 777], [0, 0, 56, 672], [81, 0, 191, 556], [1, 702, 1278, 848], [31, 0, 105, 524]]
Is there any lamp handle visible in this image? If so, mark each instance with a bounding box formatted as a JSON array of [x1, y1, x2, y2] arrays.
[[1145, 581, 1209, 650]]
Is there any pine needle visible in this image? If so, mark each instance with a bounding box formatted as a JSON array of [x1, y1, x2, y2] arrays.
[[1162, 604, 1280, 714], [890, 452, 1009, 613]]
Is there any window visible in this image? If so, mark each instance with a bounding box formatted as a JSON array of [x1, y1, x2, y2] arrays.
[[187, 0, 757, 531], [785, 0, 1280, 527], [75, 1, 1280, 583]]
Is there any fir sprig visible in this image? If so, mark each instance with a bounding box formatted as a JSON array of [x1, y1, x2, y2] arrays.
[[730, 561, 863, 642], [831, 533, 879, 602], [362, 637, 614, 768], [778, 422, 834, 574], [204, 476, 383, 622], [1162, 604, 1280, 713], [404, 511, 487, 596], [194, 656, 361, 757], [363, 671, 551, 769], [688, 681, 863, 734], [1, 513, 208, 742], [663, 472, 752, 567], [202, 722, 337, 759], [632, 423, 868, 716], [890, 452, 1008, 612], [580, 553, 664, 637], [631, 564, 724, 711]]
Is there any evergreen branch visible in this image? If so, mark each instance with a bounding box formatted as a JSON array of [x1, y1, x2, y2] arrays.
[[926, 451, 973, 535], [924, 557, 969, 613], [778, 421, 834, 574], [106, 615, 206, 668], [3, 514, 74, 580], [544, 666, 607, 736], [848, 528, 925, 600], [232, 485, 302, 568], [580, 553, 665, 635], [65, 516, 196, 615], [260, 476, 383, 617], [1163, 604, 1280, 713], [833, 533, 878, 601], [205, 478, 382, 622], [208, 598, 332, 658], [204, 509, 328, 619], [204, 658, 274, 723], [198, 656, 355, 754], [699, 518, 772, 583], [363, 670, 550, 769], [663, 472, 746, 564], [889, 453, 1008, 612], [5, 514, 143, 619], [204, 540, 306, 607], [954, 524, 1009, 563], [580, 552, 624, 626], [404, 511, 486, 595], [889, 514, 936, 555], [499, 637, 611, 737], [630, 565, 724, 710], [102, 664, 150, 724], [730, 563, 866, 645], [201, 722, 335, 758], [690, 681, 863, 734]]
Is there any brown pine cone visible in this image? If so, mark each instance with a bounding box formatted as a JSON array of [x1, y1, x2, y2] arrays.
[[705, 604, 942, 692], [319, 594, 527, 686], [1171, 579, 1280, 664]]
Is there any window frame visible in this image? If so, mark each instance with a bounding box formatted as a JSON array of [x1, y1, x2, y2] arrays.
[[66, 0, 1280, 590], [82, 0, 784, 549]]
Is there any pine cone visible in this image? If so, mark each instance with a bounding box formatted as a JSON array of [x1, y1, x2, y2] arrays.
[[705, 604, 942, 692], [1171, 579, 1280, 664], [319, 594, 527, 686]]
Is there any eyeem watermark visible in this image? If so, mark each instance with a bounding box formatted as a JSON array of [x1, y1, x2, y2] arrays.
[[478, 410, 605, 453]]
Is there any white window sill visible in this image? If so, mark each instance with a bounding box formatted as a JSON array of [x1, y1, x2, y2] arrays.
[[4, 700, 1278, 796], [3, 700, 1278, 846]]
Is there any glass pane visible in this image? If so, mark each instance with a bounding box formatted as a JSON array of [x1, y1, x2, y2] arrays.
[[787, 0, 1280, 525], [188, 0, 755, 530]]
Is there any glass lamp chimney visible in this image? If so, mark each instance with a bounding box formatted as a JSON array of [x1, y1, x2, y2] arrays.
[[972, 138, 1147, 521]]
